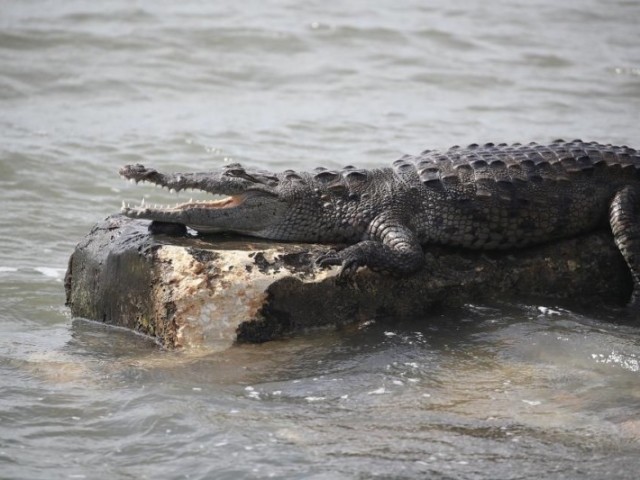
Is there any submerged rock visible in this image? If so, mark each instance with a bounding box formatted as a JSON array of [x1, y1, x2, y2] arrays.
[[65, 215, 631, 349]]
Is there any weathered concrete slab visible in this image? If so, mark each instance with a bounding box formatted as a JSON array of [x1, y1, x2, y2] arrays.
[[65, 215, 631, 349]]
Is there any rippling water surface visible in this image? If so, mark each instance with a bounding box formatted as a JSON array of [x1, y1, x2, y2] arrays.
[[2, 1, 640, 478]]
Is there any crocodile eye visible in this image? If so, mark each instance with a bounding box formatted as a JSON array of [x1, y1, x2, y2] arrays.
[[224, 168, 246, 177]]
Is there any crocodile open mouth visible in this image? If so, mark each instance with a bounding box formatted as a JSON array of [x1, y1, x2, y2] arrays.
[[122, 195, 245, 213]]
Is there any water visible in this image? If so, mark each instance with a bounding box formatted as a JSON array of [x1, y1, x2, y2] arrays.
[[1, 0, 640, 478]]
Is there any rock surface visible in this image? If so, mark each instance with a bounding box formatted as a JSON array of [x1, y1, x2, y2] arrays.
[[65, 215, 631, 349]]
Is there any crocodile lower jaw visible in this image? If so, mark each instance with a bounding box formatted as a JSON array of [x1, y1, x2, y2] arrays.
[[121, 195, 244, 214]]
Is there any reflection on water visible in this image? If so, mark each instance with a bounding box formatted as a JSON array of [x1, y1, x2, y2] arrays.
[[2, 0, 640, 477]]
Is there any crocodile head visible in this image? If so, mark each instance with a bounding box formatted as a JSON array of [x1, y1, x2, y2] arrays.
[[119, 163, 294, 237]]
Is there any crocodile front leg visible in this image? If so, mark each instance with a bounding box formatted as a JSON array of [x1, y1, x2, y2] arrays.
[[609, 186, 640, 311], [317, 216, 424, 279]]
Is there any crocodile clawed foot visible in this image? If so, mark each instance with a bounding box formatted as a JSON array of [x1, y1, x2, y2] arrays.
[[316, 250, 360, 283], [316, 250, 343, 269], [336, 260, 360, 283]]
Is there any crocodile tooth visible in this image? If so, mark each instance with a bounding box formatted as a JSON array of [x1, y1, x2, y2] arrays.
[[170, 188, 176, 193], [140, 198, 145, 206], [189, 198, 193, 203]]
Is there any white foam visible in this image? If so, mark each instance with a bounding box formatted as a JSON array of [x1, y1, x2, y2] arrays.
[[34, 267, 66, 281], [305, 396, 326, 402]]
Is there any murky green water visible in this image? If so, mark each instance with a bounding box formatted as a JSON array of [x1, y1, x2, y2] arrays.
[[1, 1, 640, 478]]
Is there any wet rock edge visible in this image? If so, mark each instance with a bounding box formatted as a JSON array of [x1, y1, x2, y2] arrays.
[[65, 215, 632, 348]]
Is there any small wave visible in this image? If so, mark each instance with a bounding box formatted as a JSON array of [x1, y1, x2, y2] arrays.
[[33, 267, 66, 281], [613, 67, 640, 77]]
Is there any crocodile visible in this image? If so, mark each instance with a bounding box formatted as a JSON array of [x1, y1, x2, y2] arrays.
[[119, 139, 640, 308]]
